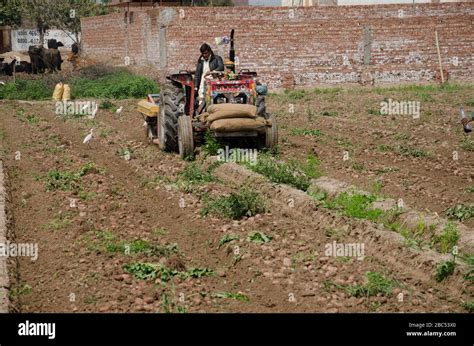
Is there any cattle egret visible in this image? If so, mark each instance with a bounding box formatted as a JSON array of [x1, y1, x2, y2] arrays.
[[116, 106, 123, 115], [0, 81, 5, 85], [83, 129, 93, 145]]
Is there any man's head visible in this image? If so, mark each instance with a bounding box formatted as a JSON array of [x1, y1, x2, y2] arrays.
[[200, 43, 212, 61]]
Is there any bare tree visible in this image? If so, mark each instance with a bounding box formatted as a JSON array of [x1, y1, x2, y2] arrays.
[[20, 0, 107, 49], [48, 0, 108, 50]]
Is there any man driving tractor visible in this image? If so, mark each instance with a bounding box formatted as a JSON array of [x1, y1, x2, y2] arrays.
[[194, 43, 224, 106]]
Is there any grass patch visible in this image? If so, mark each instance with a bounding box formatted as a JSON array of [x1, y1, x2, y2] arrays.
[[218, 234, 239, 248], [26, 114, 40, 124], [9, 284, 32, 298], [0, 66, 159, 100], [313, 87, 342, 94], [153, 227, 168, 237], [179, 162, 217, 185], [397, 145, 430, 158], [117, 147, 132, 160], [212, 292, 250, 302], [123, 262, 213, 282], [372, 180, 383, 195], [99, 100, 117, 111], [201, 187, 266, 220], [248, 153, 321, 191], [140, 175, 172, 189], [89, 231, 178, 256], [418, 93, 434, 102], [0, 79, 51, 100], [446, 204, 474, 222], [201, 130, 221, 156], [283, 89, 306, 100], [321, 110, 338, 117], [71, 67, 159, 99], [334, 137, 354, 149], [289, 128, 322, 137], [394, 133, 410, 140], [460, 137, 474, 152], [78, 190, 97, 201], [177, 161, 220, 193], [351, 162, 365, 173], [376, 144, 394, 152], [435, 259, 456, 282], [42, 213, 72, 231], [246, 231, 272, 244], [324, 192, 383, 221], [460, 253, 473, 284], [325, 271, 397, 298], [374, 167, 399, 175], [45, 162, 100, 191], [309, 189, 328, 203], [367, 108, 382, 116], [374, 83, 467, 94], [347, 271, 396, 297], [432, 222, 460, 254], [389, 218, 435, 249], [462, 300, 474, 313]]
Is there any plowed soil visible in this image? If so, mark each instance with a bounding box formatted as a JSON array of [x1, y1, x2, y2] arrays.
[[1, 84, 472, 312]]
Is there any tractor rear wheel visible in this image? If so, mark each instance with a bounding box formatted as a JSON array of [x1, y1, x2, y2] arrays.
[[178, 115, 194, 159], [265, 114, 278, 149], [158, 80, 185, 152]]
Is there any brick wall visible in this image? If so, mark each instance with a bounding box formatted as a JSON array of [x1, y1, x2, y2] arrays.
[[81, 3, 474, 88]]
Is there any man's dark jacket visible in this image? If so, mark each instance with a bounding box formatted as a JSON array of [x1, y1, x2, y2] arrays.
[[194, 53, 224, 94]]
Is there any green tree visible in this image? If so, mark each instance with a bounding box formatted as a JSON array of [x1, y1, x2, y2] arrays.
[[0, 0, 24, 27]]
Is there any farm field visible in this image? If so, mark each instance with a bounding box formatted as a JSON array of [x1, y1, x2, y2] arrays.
[[0, 83, 473, 313]]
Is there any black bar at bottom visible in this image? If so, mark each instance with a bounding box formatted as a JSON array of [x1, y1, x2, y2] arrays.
[[0, 313, 472, 345]]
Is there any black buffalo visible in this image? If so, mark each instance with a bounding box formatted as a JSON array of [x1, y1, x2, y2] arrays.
[[28, 45, 62, 73], [0, 60, 32, 76], [47, 39, 64, 49]]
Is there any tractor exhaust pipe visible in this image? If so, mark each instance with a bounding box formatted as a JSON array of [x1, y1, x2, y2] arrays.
[[229, 29, 235, 73]]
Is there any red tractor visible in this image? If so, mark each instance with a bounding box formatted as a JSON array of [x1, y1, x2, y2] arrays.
[[139, 30, 278, 159]]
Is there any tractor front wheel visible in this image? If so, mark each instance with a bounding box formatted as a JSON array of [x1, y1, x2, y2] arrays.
[[178, 115, 194, 159], [265, 114, 278, 149]]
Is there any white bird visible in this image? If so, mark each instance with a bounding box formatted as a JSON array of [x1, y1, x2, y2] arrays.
[[83, 129, 93, 145], [116, 106, 123, 115], [0, 81, 5, 85]]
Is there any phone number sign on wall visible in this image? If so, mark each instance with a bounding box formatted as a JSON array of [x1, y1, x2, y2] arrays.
[[11, 29, 79, 51]]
